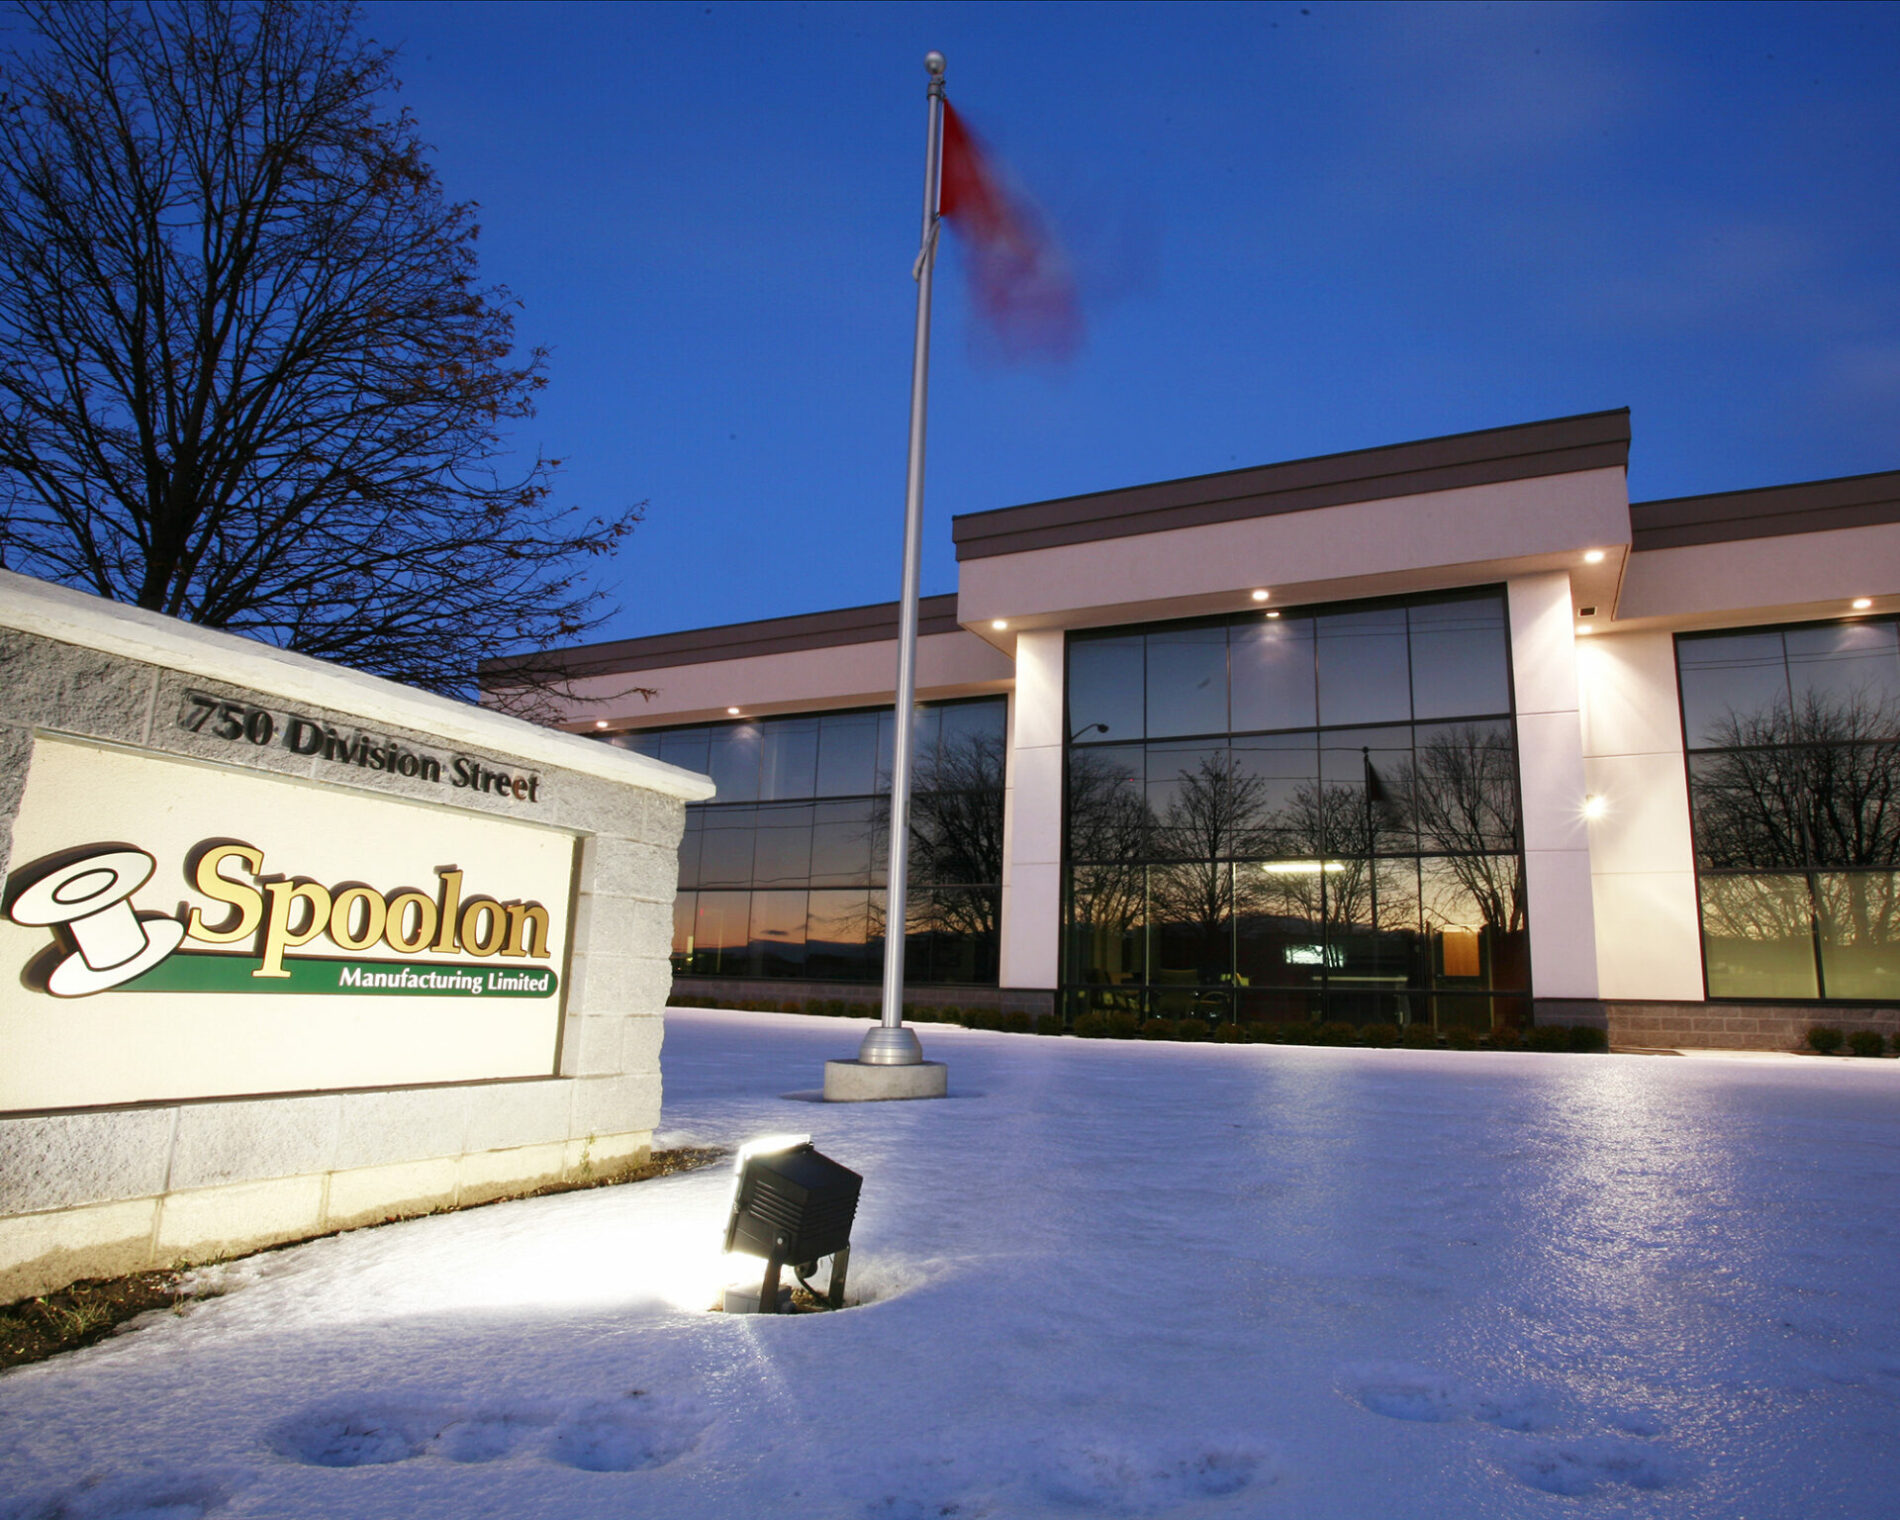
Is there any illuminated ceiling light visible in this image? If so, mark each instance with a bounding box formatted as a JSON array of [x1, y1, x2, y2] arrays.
[[1853, 598, 1874, 611], [727, 706, 741, 716], [991, 618, 1009, 630], [1576, 624, 1593, 635], [1583, 549, 1607, 564], [1582, 795, 1609, 821], [1250, 589, 1270, 602], [1261, 860, 1345, 875], [1265, 610, 1282, 619]]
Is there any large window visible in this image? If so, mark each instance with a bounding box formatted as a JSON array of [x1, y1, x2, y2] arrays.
[[1678, 619, 1900, 1001], [609, 698, 1006, 986], [1065, 590, 1527, 1031]]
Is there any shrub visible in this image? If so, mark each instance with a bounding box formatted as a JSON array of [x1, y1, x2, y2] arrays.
[[1444, 1026, 1480, 1051], [823, 999, 847, 1019], [1847, 1029, 1886, 1058], [1139, 1017, 1177, 1040], [780, 1000, 803, 1015], [1073, 1012, 1110, 1039], [1001, 1010, 1033, 1035], [1214, 1022, 1249, 1043], [1806, 1025, 1845, 1055], [1272, 1021, 1315, 1044], [1567, 1024, 1608, 1054], [1104, 1011, 1143, 1040], [1033, 1013, 1064, 1036], [1525, 1024, 1570, 1053], [1488, 1025, 1521, 1051], [1175, 1017, 1209, 1042], [1362, 1022, 1402, 1049], [1402, 1023, 1437, 1049], [1313, 1020, 1358, 1046], [972, 1008, 1007, 1032]]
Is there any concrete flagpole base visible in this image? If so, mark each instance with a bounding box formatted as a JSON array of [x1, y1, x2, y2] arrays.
[[823, 1060, 948, 1102]]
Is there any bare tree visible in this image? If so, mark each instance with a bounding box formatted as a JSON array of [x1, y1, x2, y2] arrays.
[[0, 1, 639, 701]]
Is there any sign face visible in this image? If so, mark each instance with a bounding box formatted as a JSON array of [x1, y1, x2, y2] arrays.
[[1, 736, 577, 1112]]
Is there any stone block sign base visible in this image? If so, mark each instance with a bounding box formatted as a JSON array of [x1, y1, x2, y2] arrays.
[[823, 1061, 949, 1102], [0, 572, 713, 1302]]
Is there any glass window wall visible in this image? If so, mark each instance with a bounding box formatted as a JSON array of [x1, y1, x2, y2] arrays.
[[1679, 618, 1900, 1001], [610, 697, 1006, 987], [1065, 589, 1526, 1033]]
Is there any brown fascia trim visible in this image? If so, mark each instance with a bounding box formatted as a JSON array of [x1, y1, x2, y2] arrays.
[[494, 594, 964, 680], [951, 409, 1632, 561], [1631, 468, 1900, 552]]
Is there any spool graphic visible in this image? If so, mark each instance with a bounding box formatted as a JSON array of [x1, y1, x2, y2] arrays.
[[7, 848, 187, 996]]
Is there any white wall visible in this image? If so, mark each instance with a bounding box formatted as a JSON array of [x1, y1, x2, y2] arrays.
[[1577, 630, 1706, 1001], [999, 630, 1064, 990], [1507, 573, 1600, 999]]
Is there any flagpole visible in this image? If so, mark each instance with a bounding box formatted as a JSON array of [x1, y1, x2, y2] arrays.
[[859, 50, 947, 1069]]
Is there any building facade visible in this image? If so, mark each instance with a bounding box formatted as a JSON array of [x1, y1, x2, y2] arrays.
[[522, 410, 1900, 1049]]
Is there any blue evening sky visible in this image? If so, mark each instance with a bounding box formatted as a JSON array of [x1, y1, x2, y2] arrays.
[[355, 0, 1900, 649]]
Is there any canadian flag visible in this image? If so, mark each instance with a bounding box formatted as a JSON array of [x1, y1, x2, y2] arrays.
[[938, 102, 1080, 361]]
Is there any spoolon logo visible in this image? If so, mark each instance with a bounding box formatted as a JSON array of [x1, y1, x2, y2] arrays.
[[6, 846, 188, 995], [6, 842, 560, 1001]]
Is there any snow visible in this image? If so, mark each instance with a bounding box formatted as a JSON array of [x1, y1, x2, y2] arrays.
[[5, 1009, 1900, 1519]]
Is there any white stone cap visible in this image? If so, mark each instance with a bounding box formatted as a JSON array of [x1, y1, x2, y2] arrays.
[[0, 569, 716, 801]]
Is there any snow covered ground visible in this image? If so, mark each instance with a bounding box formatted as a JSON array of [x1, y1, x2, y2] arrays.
[[5, 1009, 1900, 1520]]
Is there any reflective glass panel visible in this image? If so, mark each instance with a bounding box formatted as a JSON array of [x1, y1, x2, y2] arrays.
[[676, 811, 704, 890], [1419, 855, 1527, 989], [671, 891, 696, 973], [1320, 728, 1416, 857], [1800, 741, 1900, 867], [1678, 632, 1789, 750], [917, 887, 1000, 984], [692, 891, 751, 976], [1231, 614, 1317, 733], [1235, 859, 1327, 990], [815, 712, 879, 798], [751, 802, 814, 887], [910, 787, 1005, 886], [1786, 622, 1900, 731], [1229, 734, 1321, 859], [1410, 720, 1520, 853], [1148, 861, 1233, 991], [806, 889, 874, 981], [696, 807, 757, 887], [759, 718, 818, 801], [1687, 750, 1805, 869], [707, 724, 762, 803], [1146, 744, 1233, 861], [1316, 606, 1411, 727], [1409, 594, 1511, 720], [1068, 635, 1146, 743], [658, 728, 709, 776], [1068, 745, 1147, 864], [1815, 872, 1900, 999], [1699, 874, 1818, 999], [1067, 864, 1146, 990], [1146, 626, 1229, 739], [932, 702, 1007, 792], [748, 889, 808, 977], [809, 799, 876, 886]]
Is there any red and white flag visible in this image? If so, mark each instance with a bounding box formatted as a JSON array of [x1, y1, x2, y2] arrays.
[[938, 101, 1081, 362]]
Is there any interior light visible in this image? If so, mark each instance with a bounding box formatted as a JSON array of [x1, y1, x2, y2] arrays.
[[1583, 549, 1607, 565], [1265, 610, 1281, 620], [1582, 795, 1609, 821], [724, 1136, 861, 1315], [1853, 598, 1873, 611], [991, 619, 1008, 630], [1261, 861, 1345, 875], [1251, 590, 1270, 602], [727, 706, 741, 715], [1576, 624, 1593, 636]]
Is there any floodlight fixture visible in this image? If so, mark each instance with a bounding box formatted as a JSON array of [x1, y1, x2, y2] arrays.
[[724, 1135, 862, 1313]]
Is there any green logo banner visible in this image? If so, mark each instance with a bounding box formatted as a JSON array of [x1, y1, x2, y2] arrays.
[[124, 951, 558, 998]]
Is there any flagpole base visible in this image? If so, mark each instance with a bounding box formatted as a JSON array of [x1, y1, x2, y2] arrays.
[[858, 1025, 925, 1065], [824, 1060, 948, 1103]]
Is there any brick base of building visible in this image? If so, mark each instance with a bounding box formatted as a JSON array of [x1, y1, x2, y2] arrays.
[[1606, 1001, 1900, 1052]]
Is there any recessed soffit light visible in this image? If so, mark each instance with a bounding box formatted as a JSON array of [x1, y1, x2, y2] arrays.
[[1250, 589, 1270, 602], [1583, 549, 1607, 565], [1853, 598, 1874, 611], [991, 619, 1008, 631], [727, 706, 741, 716]]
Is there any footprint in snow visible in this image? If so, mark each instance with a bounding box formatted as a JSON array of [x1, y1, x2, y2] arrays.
[[272, 1402, 441, 1468], [0, 1469, 232, 1520], [434, 1411, 549, 1464], [1039, 1439, 1276, 1514], [1499, 1436, 1686, 1496], [545, 1395, 703, 1473], [1338, 1364, 1560, 1432]]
